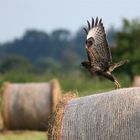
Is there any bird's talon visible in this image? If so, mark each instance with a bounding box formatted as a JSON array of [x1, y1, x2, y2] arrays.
[[115, 80, 121, 89]]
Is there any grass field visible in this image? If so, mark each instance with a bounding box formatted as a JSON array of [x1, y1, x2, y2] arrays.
[[0, 131, 47, 140]]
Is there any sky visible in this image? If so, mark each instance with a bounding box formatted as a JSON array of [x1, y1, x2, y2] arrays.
[[1, 0, 140, 43]]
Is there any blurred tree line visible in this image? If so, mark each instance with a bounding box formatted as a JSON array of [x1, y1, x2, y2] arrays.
[[0, 18, 140, 82], [0, 28, 86, 74]]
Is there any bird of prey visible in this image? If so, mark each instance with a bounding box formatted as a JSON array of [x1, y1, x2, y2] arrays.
[[81, 17, 128, 88]]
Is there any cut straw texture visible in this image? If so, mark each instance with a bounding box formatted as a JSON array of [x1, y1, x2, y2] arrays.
[[48, 92, 77, 140], [50, 87, 140, 140]]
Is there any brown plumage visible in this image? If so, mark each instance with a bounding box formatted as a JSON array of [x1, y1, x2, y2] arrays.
[[82, 17, 128, 88]]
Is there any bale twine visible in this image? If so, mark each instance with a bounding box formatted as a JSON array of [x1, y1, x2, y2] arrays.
[[1, 79, 61, 130], [133, 76, 140, 87], [51, 87, 140, 140]]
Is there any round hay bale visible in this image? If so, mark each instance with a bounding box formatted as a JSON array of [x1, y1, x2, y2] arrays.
[[1, 79, 61, 130], [51, 87, 140, 140], [133, 76, 140, 87]]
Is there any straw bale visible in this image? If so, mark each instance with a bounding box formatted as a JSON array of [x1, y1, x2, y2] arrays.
[[133, 76, 140, 87], [58, 88, 140, 140], [1, 79, 61, 130]]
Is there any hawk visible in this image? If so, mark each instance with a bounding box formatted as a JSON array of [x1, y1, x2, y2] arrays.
[[81, 17, 128, 88]]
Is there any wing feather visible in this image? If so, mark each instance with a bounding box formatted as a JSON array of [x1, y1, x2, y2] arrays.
[[86, 17, 112, 63]]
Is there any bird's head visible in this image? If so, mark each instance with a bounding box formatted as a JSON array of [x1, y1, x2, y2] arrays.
[[81, 61, 91, 70]]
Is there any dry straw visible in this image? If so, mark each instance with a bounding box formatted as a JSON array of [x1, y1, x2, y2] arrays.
[[48, 92, 77, 140], [133, 76, 140, 87], [1, 79, 61, 130], [50, 87, 140, 140]]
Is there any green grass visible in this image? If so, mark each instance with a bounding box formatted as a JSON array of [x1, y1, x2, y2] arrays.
[[60, 74, 131, 96], [0, 131, 47, 140], [0, 71, 131, 97]]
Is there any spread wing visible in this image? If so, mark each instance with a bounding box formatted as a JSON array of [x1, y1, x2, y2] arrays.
[[84, 17, 112, 66]]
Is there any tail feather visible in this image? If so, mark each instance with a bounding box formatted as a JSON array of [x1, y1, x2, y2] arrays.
[[109, 60, 128, 72]]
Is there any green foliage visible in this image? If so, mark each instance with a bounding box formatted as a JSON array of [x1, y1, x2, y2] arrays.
[[113, 18, 140, 81], [37, 57, 63, 73], [0, 27, 86, 72], [0, 55, 34, 73]]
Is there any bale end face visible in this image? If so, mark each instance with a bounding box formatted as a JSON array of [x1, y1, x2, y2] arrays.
[[48, 92, 77, 140], [50, 79, 62, 112]]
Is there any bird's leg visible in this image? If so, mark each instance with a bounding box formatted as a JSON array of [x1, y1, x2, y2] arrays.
[[105, 71, 121, 89], [114, 79, 121, 89], [97, 70, 121, 89], [108, 72, 121, 89]]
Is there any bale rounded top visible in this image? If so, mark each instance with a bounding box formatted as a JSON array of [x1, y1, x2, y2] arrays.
[[61, 87, 140, 140]]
